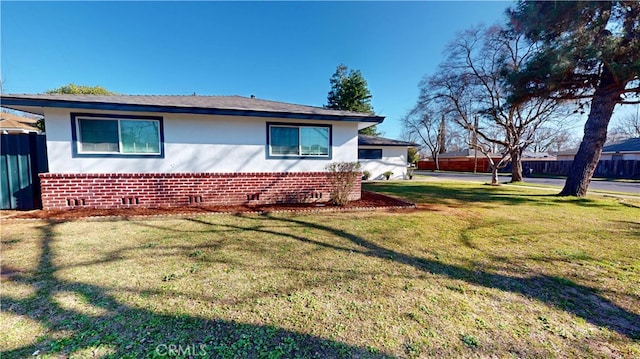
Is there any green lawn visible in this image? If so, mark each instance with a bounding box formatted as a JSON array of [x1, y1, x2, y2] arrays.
[[1, 181, 639, 358]]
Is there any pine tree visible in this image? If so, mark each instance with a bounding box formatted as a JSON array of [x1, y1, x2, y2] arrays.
[[508, 1, 640, 196], [326, 65, 379, 136]]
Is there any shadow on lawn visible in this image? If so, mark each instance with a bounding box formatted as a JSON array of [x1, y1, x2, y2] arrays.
[[0, 220, 392, 358], [3, 208, 638, 357], [184, 214, 639, 341], [364, 182, 618, 209]]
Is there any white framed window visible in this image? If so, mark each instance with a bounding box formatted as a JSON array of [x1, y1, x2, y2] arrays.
[[71, 113, 163, 157], [268, 123, 331, 158]]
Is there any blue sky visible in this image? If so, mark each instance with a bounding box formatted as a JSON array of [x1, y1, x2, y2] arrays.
[[1, 1, 601, 140]]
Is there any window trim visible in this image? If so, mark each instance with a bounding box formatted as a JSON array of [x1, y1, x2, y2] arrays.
[[70, 112, 164, 158], [358, 148, 383, 160], [266, 122, 332, 159]]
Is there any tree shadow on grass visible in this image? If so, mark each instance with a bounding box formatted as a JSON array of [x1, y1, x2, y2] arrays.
[[364, 182, 618, 209], [0, 220, 392, 358], [185, 215, 640, 340]]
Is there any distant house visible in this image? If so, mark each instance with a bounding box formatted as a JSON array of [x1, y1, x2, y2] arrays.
[[557, 138, 640, 161], [555, 149, 576, 161], [0, 94, 384, 210], [0, 112, 40, 134], [357, 135, 417, 180], [600, 138, 640, 160]]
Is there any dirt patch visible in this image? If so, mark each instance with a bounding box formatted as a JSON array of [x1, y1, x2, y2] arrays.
[[4, 191, 414, 221]]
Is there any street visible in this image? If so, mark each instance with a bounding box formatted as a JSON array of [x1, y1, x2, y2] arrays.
[[414, 171, 640, 196]]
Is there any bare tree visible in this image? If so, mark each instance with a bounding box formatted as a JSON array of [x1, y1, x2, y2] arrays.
[[418, 25, 565, 183], [402, 106, 448, 170], [530, 126, 577, 153], [609, 109, 640, 142]]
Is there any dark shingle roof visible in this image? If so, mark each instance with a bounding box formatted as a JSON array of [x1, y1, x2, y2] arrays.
[[358, 135, 418, 147], [0, 94, 384, 123], [602, 137, 640, 153]]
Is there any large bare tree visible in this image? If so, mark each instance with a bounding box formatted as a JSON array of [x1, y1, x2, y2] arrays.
[[418, 25, 563, 183]]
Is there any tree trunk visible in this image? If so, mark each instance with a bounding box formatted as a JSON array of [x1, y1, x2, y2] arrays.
[[559, 76, 621, 196], [510, 148, 523, 182], [491, 166, 500, 185], [433, 152, 440, 171]]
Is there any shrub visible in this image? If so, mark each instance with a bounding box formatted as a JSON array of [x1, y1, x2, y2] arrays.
[[383, 171, 393, 180], [362, 170, 371, 180], [325, 162, 361, 206]]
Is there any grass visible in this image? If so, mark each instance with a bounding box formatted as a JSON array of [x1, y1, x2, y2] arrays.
[[504, 180, 640, 199], [1, 180, 639, 358]]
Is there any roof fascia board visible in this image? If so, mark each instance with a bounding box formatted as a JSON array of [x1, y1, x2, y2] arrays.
[[359, 143, 416, 147], [1, 97, 384, 123]]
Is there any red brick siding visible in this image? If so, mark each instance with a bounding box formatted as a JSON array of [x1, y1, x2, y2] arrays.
[[39, 172, 362, 210]]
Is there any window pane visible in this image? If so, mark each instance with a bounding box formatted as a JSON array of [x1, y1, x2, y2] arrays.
[[79, 119, 119, 152], [300, 127, 329, 156], [120, 120, 160, 154], [270, 127, 299, 155], [358, 149, 382, 159]]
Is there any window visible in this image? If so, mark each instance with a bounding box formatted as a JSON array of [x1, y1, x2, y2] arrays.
[[72, 113, 163, 157], [358, 149, 382, 159], [268, 123, 331, 158]]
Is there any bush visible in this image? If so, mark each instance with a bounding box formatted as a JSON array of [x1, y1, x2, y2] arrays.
[[325, 162, 361, 206], [383, 171, 393, 180], [362, 170, 371, 180]]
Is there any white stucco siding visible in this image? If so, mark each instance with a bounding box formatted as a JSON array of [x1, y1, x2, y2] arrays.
[[43, 109, 359, 173], [359, 146, 409, 180]]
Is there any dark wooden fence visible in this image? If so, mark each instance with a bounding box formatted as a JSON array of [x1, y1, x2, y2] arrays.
[[522, 160, 640, 179], [1, 133, 48, 209]]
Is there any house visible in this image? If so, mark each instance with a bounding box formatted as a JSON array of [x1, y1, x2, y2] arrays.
[[357, 135, 417, 180], [600, 138, 640, 160], [0, 112, 40, 134], [0, 94, 384, 210], [556, 138, 640, 161]]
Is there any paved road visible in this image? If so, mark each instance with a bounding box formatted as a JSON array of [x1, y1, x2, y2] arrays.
[[414, 171, 640, 196]]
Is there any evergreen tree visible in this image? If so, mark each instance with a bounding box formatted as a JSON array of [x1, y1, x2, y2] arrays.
[[326, 65, 379, 136], [508, 1, 640, 196], [46, 83, 115, 95], [37, 83, 115, 131]]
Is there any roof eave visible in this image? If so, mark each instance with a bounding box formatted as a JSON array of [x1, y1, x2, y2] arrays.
[[359, 143, 418, 147], [1, 97, 384, 123]]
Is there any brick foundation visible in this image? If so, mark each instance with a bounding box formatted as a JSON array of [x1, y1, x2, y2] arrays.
[[39, 172, 361, 210]]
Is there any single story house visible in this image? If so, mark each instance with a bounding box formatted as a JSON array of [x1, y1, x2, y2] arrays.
[[0, 94, 384, 210], [557, 138, 640, 161], [357, 135, 417, 180], [0, 112, 40, 134], [600, 138, 640, 160]]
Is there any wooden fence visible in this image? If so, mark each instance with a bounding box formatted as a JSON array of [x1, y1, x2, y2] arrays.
[[1, 133, 48, 209], [417, 158, 495, 172], [523, 160, 640, 179]]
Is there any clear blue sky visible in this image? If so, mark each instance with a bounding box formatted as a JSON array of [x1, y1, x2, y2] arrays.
[[1, 1, 530, 139]]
